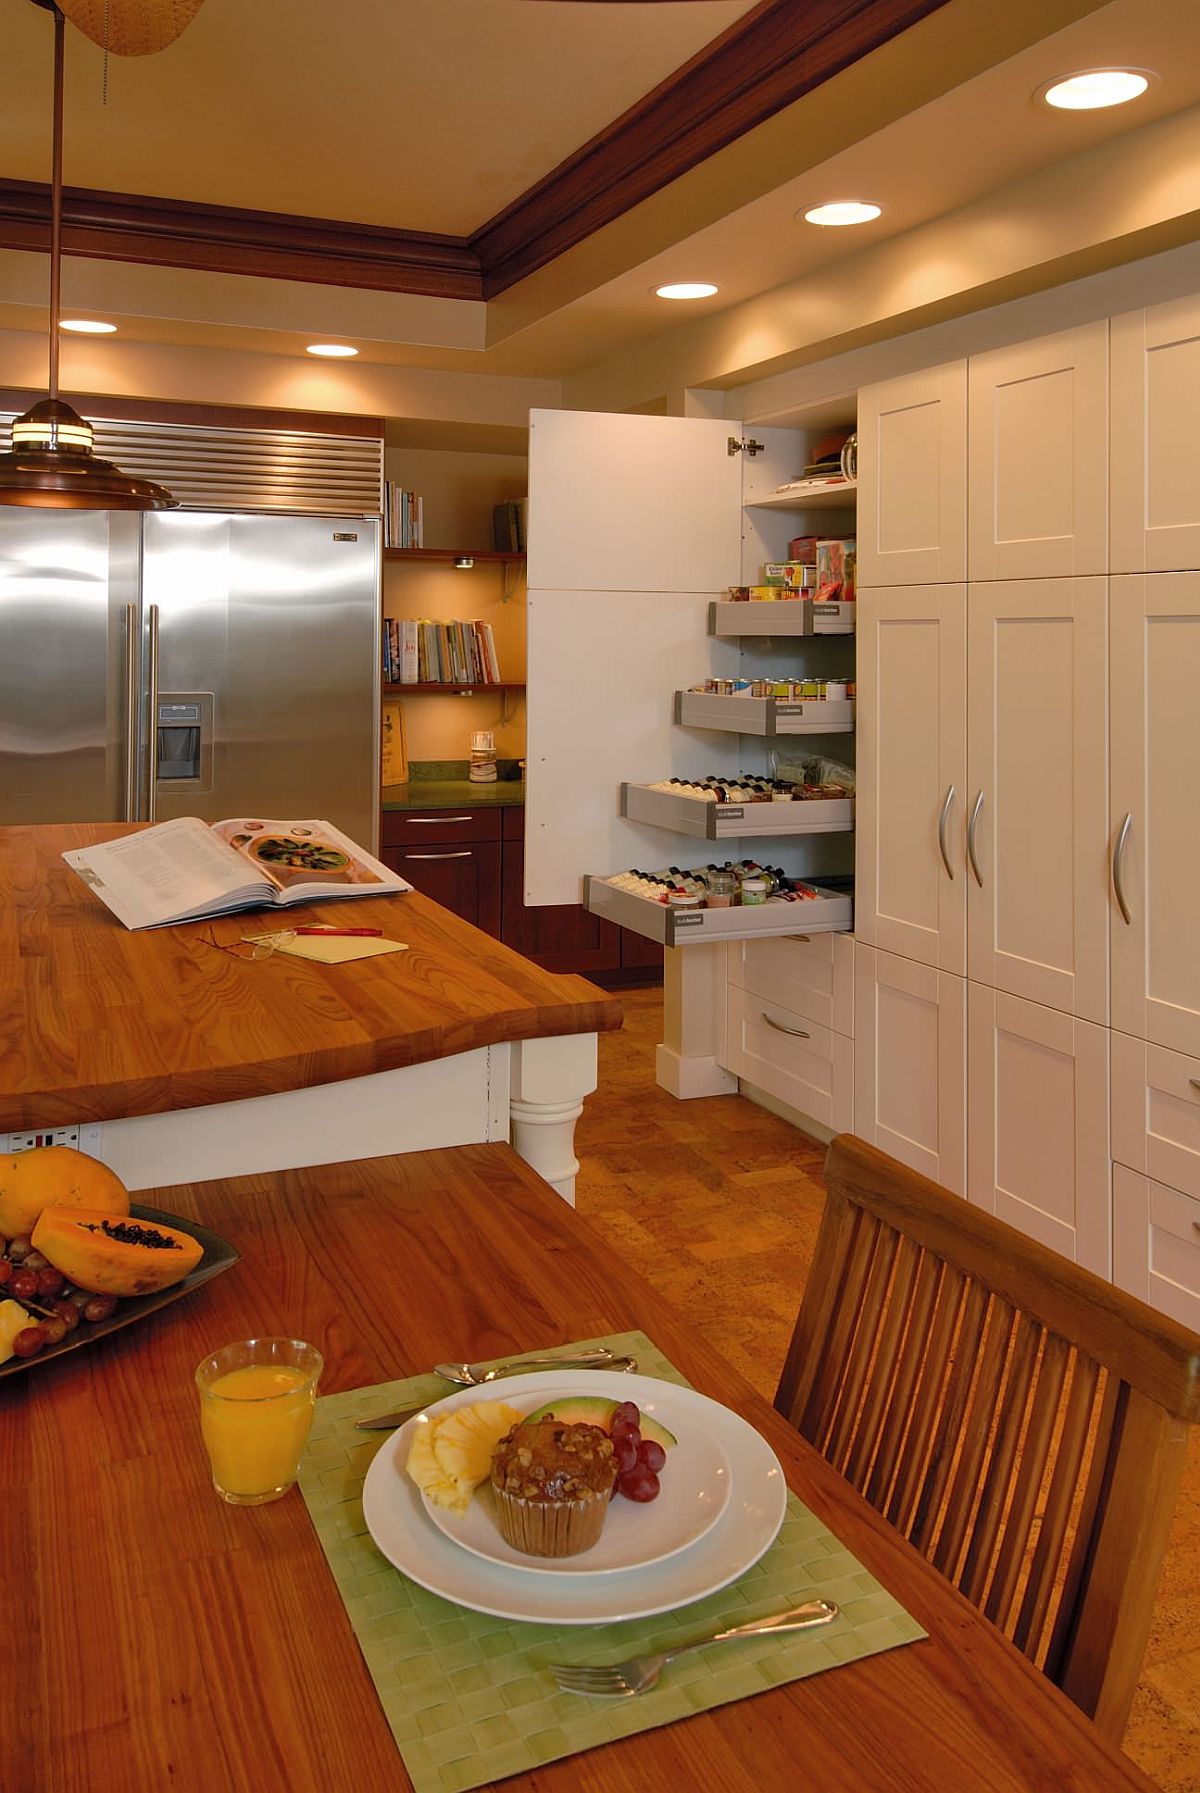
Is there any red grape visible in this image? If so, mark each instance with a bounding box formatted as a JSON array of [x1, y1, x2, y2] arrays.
[[40, 1315, 68, 1346], [10, 1268, 39, 1302], [50, 1300, 80, 1333], [12, 1326, 45, 1357], [611, 1401, 640, 1429], [0, 1260, 11, 1289], [612, 1433, 638, 1474], [617, 1467, 660, 1503], [611, 1420, 641, 1447], [35, 1267, 64, 1300], [82, 1295, 118, 1323], [636, 1439, 666, 1474], [7, 1237, 31, 1263], [21, 1251, 47, 1273]]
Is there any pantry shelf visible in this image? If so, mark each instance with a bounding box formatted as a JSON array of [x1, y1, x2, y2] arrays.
[[384, 548, 526, 565], [746, 479, 856, 512], [709, 600, 855, 638], [621, 782, 855, 840], [584, 874, 853, 947], [675, 690, 854, 736], [383, 682, 526, 696]]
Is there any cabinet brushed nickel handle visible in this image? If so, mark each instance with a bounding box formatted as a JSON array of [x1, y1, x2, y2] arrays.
[[407, 815, 475, 824], [763, 1013, 810, 1039], [124, 602, 139, 821], [967, 789, 984, 887], [1113, 813, 1134, 926], [404, 850, 472, 860], [1193, 1221, 1200, 1238], [146, 602, 160, 823], [786, 935, 812, 944], [1189, 1079, 1200, 1093], [937, 784, 956, 881]]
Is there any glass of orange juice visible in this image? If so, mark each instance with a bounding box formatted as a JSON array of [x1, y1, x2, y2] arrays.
[[195, 1337, 323, 1505]]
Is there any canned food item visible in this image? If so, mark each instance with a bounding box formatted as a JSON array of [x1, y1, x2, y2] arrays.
[[801, 679, 820, 699], [739, 875, 769, 906], [824, 679, 848, 700]]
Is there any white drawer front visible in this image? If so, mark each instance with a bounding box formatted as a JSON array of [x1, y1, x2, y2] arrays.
[[726, 986, 852, 1131], [728, 933, 854, 1036], [1111, 1031, 1200, 1200], [1113, 1165, 1200, 1331]]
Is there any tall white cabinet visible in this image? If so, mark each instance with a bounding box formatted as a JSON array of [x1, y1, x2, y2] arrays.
[[856, 294, 1200, 1317]]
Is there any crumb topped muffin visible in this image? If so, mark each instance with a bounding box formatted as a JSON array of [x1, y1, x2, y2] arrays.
[[489, 1417, 617, 1557]]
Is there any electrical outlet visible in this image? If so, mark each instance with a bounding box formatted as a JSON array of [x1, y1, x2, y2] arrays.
[[7, 1126, 81, 1153]]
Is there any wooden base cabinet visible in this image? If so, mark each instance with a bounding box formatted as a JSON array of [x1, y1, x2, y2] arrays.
[[853, 944, 966, 1193], [381, 809, 501, 937], [967, 983, 1110, 1277]]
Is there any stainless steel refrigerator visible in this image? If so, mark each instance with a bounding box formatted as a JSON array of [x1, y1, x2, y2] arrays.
[[0, 509, 381, 849]]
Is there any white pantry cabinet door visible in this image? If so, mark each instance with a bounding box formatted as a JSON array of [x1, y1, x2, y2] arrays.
[[855, 585, 966, 973], [853, 944, 966, 1193], [1111, 294, 1200, 573], [856, 361, 967, 586], [966, 578, 1108, 1023], [967, 322, 1108, 580], [1113, 1166, 1200, 1331], [526, 409, 741, 594], [1111, 1030, 1200, 1201], [1110, 573, 1200, 1056], [967, 984, 1110, 1276]]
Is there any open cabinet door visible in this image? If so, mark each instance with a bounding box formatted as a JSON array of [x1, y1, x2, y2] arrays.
[[525, 410, 743, 907]]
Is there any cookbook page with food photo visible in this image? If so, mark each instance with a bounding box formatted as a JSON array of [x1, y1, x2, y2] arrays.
[[63, 816, 410, 930]]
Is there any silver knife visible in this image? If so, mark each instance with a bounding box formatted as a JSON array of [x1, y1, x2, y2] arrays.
[[355, 1352, 638, 1430]]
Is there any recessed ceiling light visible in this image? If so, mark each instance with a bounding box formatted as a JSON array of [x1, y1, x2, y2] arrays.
[[1041, 69, 1152, 110], [305, 343, 359, 358], [60, 318, 117, 334], [654, 282, 719, 300], [802, 202, 883, 227]]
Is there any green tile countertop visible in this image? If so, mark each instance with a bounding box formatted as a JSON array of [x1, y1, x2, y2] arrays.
[[382, 780, 525, 811]]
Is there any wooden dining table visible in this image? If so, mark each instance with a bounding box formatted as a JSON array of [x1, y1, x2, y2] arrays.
[[3, 1141, 1156, 1791]]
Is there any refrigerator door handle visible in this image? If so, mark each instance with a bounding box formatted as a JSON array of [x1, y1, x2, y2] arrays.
[[124, 602, 140, 821], [146, 602, 161, 823]]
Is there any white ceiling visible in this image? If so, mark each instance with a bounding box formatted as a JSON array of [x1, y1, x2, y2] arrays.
[[0, 0, 1197, 399]]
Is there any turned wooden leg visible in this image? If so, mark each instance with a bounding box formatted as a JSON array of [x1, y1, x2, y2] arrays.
[[509, 1033, 598, 1205]]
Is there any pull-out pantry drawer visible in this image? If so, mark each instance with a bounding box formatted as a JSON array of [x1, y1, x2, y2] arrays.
[[1111, 1032, 1200, 1200], [728, 932, 854, 1036], [725, 986, 853, 1131], [1113, 1165, 1200, 1331]]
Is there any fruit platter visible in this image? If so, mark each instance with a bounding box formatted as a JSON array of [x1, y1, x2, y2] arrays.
[[0, 1145, 238, 1377], [362, 1368, 788, 1624]]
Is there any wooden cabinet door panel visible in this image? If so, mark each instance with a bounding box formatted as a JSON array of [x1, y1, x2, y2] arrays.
[[500, 828, 620, 975], [966, 577, 1108, 1022], [856, 585, 966, 973], [967, 983, 1110, 1276], [1111, 293, 1200, 573], [853, 944, 966, 1193], [1110, 572, 1200, 1056], [857, 360, 967, 586], [383, 841, 500, 937], [968, 322, 1108, 579]]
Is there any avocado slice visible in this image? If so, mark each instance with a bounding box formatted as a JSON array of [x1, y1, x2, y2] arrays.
[[522, 1394, 677, 1449]]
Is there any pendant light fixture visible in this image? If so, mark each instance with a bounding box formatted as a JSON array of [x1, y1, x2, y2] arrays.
[[0, 3, 175, 509]]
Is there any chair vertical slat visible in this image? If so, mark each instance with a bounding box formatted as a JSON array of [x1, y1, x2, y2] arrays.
[[932, 1295, 1016, 1580], [823, 1226, 898, 1474], [775, 1188, 858, 1425], [793, 1205, 878, 1449], [986, 1331, 1070, 1633], [960, 1312, 1042, 1607], [867, 1250, 943, 1510], [887, 1261, 965, 1534], [844, 1233, 922, 1490], [1043, 1373, 1118, 1684], [1058, 1391, 1192, 1739], [1014, 1352, 1102, 1659], [910, 1279, 989, 1552]]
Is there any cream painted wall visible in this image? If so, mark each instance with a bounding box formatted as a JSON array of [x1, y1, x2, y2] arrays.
[[383, 557, 526, 764]]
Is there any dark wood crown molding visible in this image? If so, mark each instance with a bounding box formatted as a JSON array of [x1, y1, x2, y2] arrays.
[[0, 0, 948, 304], [0, 180, 482, 300]]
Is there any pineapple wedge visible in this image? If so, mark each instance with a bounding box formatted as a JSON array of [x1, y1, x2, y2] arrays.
[[406, 1400, 523, 1514], [0, 1297, 33, 1366]]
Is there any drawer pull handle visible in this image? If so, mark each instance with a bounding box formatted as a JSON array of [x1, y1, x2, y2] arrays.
[[786, 935, 812, 944], [967, 790, 984, 888], [406, 815, 475, 824], [937, 784, 956, 881], [1190, 1079, 1200, 1094], [1193, 1221, 1200, 1238], [1112, 813, 1134, 925], [762, 1013, 810, 1039], [404, 850, 472, 860]]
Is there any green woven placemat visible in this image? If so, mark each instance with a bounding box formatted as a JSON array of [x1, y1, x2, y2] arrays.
[[298, 1331, 925, 1792]]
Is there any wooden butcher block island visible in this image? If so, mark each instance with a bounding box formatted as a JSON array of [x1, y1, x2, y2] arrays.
[[0, 824, 621, 1200]]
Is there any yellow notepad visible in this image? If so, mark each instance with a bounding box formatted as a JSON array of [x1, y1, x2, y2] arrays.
[[245, 931, 408, 965]]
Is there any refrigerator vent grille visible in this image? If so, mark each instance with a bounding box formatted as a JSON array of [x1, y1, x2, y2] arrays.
[[0, 414, 383, 515]]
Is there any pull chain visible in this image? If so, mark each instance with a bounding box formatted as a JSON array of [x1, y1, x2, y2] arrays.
[[102, 0, 109, 104]]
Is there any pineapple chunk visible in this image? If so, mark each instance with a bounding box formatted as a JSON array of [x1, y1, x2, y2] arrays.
[[0, 1297, 32, 1365], [406, 1400, 523, 1514]]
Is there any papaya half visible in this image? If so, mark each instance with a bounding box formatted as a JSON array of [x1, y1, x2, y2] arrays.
[[0, 1146, 130, 1241], [31, 1208, 203, 1296]]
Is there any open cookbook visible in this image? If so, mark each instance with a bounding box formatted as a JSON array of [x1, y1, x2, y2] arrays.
[[63, 816, 411, 931]]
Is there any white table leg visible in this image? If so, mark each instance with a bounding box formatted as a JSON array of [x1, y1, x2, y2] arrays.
[[656, 942, 737, 1099], [509, 1033, 598, 1206]]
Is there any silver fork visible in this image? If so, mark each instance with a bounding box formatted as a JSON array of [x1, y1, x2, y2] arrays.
[[550, 1599, 839, 1697]]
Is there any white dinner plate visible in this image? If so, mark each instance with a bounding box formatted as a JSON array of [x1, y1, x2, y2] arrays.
[[419, 1381, 732, 1575], [361, 1370, 788, 1624]]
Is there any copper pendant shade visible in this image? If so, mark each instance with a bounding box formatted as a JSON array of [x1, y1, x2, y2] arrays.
[[0, 5, 176, 510]]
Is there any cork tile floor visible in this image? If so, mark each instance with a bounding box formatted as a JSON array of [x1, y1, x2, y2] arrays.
[[573, 985, 1200, 1793]]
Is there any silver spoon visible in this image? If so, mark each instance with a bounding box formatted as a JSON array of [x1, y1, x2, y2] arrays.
[[434, 1347, 625, 1385]]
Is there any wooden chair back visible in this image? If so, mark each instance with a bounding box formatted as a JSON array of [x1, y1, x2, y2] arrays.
[[775, 1135, 1200, 1741]]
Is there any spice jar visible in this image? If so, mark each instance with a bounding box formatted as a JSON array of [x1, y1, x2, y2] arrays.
[[739, 875, 769, 906], [704, 869, 737, 908]]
